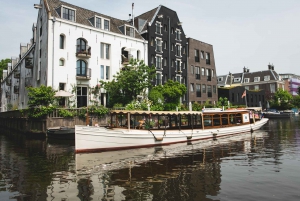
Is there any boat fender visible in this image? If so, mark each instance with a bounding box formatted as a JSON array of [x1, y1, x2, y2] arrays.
[[155, 137, 163, 141]]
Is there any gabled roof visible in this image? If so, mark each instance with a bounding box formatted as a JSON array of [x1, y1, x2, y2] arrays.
[[46, 0, 144, 40], [135, 6, 159, 32]]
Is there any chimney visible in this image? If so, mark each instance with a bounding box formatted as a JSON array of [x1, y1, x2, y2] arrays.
[[247, 68, 249, 72], [268, 63, 272, 70], [243, 66, 247, 73]]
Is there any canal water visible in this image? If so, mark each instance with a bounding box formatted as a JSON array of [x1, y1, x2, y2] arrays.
[[1, 117, 300, 201]]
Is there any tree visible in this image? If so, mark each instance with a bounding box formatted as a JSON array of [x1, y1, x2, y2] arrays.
[[0, 58, 11, 79], [100, 59, 156, 107], [271, 88, 293, 110], [149, 80, 187, 111], [298, 86, 300, 95], [27, 85, 56, 107]]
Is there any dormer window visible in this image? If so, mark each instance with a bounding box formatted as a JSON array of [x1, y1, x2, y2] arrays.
[[234, 78, 241, 82], [62, 7, 75, 21], [244, 78, 249, 83], [264, 75, 270, 81], [126, 26, 134, 37], [104, 20, 110, 30], [254, 77, 260, 82], [96, 17, 101, 28]]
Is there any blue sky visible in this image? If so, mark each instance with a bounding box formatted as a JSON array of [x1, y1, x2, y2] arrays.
[[1, 0, 300, 76]]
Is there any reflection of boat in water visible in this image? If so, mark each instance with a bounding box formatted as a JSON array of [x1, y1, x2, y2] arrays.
[[76, 130, 268, 174], [47, 126, 75, 140], [75, 109, 268, 153]]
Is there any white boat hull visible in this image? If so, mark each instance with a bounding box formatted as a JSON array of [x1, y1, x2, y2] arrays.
[[75, 118, 269, 153]]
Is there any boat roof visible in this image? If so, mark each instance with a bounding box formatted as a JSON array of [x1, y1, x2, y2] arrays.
[[110, 109, 250, 115]]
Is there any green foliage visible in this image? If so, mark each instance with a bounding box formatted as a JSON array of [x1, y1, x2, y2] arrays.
[[216, 97, 229, 107], [100, 59, 156, 107], [291, 95, 300, 108], [192, 102, 202, 111], [270, 88, 293, 110], [88, 105, 109, 117], [148, 80, 186, 111], [27, 85, 56, 107], [28, 105, 56, 118], [58, 109, 75, 118], [7, 103, 13, 111], [125, 99, 152, 110], [0, 58, 11, 79]]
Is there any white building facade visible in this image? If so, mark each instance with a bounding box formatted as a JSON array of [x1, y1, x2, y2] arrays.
[[0, 0, 147, 111]]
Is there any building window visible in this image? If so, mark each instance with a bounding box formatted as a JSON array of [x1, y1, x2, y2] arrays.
[[182, 62, 186, 69], [59, 58, 65, 66], [207, 69, 211, 81], [77, 38, 87, 53], [156, 22, 161, 34], [245, 86, 249, 90], [156, 73, 162, 85], [77, 60, 87, 76], [254, 77, 260, 82], [176, 76, 181, 83], [126, 26, 134, 37], [156, 39, 162, 52], [264, 75, 270, 81], [101, 43, 110, 59], [164, 57, 167, 66], [201, 67, 205, 76], [195, 67, 200, 79], [151, 55, 154, 64], [59, 34, 65, 49], [151, 37, 154, 46], [176, 45, 181, 56], [191, 65, 194, 74], [100, 65, 104, 79], [63, 7, 75, 21], [77, 86, 88, 108], [104, 20, 110, 30], [207, 85, 212, 97], [175, 30, 181, 40], [202, 84, 206, 93], [270, 84, 275, 93], [206, 52, 210, 64], [164, 41, 167, 49], [218, 77, 223, 82], [156, 56, 162, 69], [244, 78, 250, 83], [234, 78, 241, 82], [182, 46, 186, 54], [106, 66, 110, 80], [171, 27, 174, 34], [201, 51, 204, 59], [213, 85, 216, 93], [175, 60, 181, 72], [196, 84, 201, 97], [190, 83, 194, 92], [195, 49, 199, 62], [171, 59, 174, 67], [96, 17, 101, 28], [164, 24, 167, 32], [255, 85, 259, 90], [171, 43, 174, 51], [212, 69, 214, 77]]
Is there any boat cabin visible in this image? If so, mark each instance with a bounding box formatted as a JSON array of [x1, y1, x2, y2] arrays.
[[108, 110, 251, 130]]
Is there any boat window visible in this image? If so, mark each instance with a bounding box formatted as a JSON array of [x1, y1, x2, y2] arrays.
[[221, 114, 229, 125], [229, 114, 236, 124], [213, 114, 221, 126], [203, 115, 212, 127], [236, 113, 242, 124]]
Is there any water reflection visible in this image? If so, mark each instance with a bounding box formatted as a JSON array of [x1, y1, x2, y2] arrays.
[[0, 117, 300, 200]]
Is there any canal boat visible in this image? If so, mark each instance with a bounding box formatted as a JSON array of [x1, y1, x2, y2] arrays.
[[47, 126, 75, 140], [75, 109, 268, 153]]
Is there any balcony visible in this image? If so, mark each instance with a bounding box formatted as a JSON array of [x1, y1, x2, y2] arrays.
[[76, 46, 91, 58], [14, 85, 19, 94], [14, 70, 20, 79], [25, 58, 33, 69], [76, 68, 91, 80], [6, 78, 11, 86], [195, 74, 200, 80], [25, 77, 32, 87]]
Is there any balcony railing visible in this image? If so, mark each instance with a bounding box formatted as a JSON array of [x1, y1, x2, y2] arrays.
[[76, 68, 92, 80], [25, 58, 33, 69], [207, 76, 211, 81], [14, 85, 19, 94], [6, 78, 11, 86], [76, 46, 91, 58], [195, 74, 200, 80], [14, 70, 20, 79], [25, 77, 32, 87]]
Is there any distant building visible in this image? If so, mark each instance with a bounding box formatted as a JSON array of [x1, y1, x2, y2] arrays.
[[279, 73, 300, 96], [218, 86, 265, 108], [187, 38, 218, 105]]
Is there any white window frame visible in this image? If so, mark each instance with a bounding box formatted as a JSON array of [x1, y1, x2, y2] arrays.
[[264, 75, 270, 81], [218, 77, 223, 82], [125, 25, 135, 37], [244, 78, 250, 83], [61, 6, 76, 22], [254, 85, 259, 90], [155, 38, 162, 53], [190, 83, 194, 92], [100, 43, 110, 59], [254, 77, 260, 82], [175, 29, 181, 41], [155, 21, 162, 34], [104, 19, 110, 31], [234, 78, 241, 82], [156, 55, 162, 69]]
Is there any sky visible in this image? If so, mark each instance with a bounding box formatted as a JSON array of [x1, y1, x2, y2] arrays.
[[1, 0, 300, 76]]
